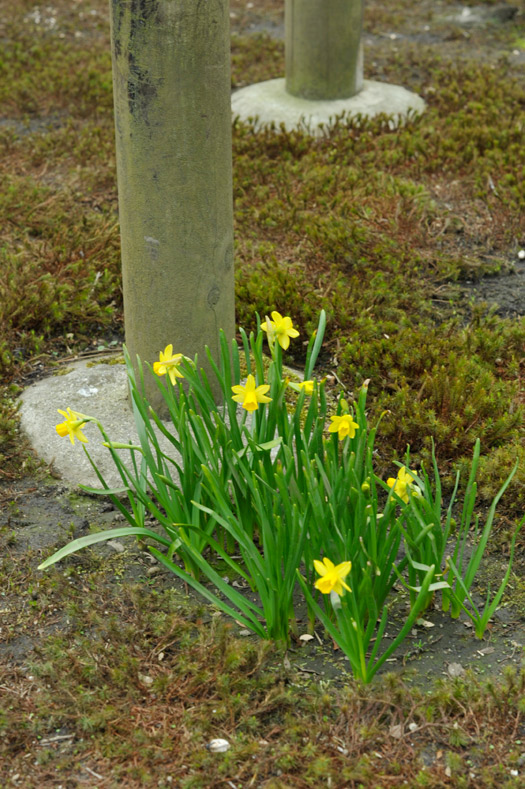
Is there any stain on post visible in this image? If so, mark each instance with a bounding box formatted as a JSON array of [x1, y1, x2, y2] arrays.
[[127, 53, 157, 123]]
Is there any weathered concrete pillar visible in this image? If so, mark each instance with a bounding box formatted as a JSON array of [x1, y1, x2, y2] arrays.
[[109, 0, 235, 408], [285, 0, 364, 100]]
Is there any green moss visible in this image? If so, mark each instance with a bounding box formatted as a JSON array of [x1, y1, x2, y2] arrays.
[[476, 444, 525, 512], [86, 356, 125, 368], [0, 33, 112, 118], [336, 320, 524, 460], [52, 366, 74, 376], [231, 33, 284, 90]]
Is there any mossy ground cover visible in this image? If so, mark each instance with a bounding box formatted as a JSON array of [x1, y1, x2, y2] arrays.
[[2, 541, 525, 788], [1, 0, 525, 785]]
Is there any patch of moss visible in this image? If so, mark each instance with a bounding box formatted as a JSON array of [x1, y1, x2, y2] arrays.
[[52, 366, 74, 376], [0, 32, 112, 118], [231, 33, 284, 90], [86, 356, 125, 368], [476, 444, 525, 513]]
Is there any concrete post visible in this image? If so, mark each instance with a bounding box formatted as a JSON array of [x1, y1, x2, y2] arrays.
[[285, 0, 364, 100], [109, 0, 235, 409]]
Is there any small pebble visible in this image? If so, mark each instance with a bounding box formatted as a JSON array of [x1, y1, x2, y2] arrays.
[[208, 738, 230, 753], [108, 540, 125, 553], [447, 662, 465, 678]]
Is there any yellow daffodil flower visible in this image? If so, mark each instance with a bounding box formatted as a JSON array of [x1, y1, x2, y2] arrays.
[[56, 408, 89, 445], [231, 374, 272, 412], [287, 379, 316, 395], [386, 466, 419, 504], [314, 557, 352, 595], [261, 311, 300, 350], [153, 344, 184, 385], [328, 413, 359, 440], [288, 379, 316, 395], [299, 380, 315, 395]]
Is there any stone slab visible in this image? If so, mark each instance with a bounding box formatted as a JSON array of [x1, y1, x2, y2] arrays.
[[232, 78, 425, 134], [19, 355, 182, 492]]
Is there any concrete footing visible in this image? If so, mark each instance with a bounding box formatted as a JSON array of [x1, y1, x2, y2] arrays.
[[232, 78, 425, 134]]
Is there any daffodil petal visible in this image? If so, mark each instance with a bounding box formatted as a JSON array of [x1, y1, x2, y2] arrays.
[[313, 559, 328, 577]]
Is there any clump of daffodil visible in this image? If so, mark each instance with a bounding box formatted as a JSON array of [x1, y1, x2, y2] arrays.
[[231, 374, 272, 412], [261, 311, 300, 351], [56, 408, 90, 445], [153, 345, 185, 385], [328, 413, 359, 441], [314, 557, 352, 595], [387, 466, 420, 504]]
